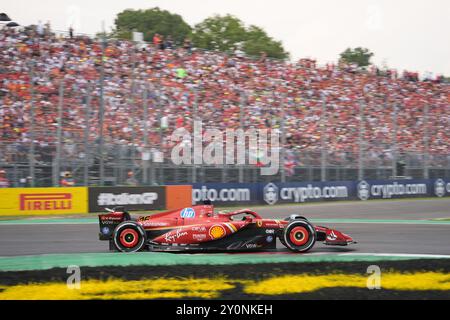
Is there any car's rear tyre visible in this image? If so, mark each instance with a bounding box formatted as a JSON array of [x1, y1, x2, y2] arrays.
[[113, 221, 146, 252], [282, 219, 316, 252]]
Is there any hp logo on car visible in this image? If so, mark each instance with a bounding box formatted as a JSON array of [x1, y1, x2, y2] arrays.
[[180, 207, 196, 218]]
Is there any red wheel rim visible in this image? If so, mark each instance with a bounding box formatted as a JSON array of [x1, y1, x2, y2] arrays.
[[119, 228, 139, 248], [289, 226, 309, 246]]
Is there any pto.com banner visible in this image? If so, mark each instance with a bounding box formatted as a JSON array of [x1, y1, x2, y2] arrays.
[[192, 179, 450, 206], [0, 187, 88, 215], [192, 183, 259, 205]]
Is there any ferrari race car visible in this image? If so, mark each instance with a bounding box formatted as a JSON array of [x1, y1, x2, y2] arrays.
[[98, 203, 356, 253]]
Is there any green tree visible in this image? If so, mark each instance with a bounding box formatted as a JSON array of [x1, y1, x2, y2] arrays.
[[243, 25, 288, 59], [191, 14, 247, 52], [192, 14, 288, 59], [113, 7, 191, 44], [339, 47, 374, 67]]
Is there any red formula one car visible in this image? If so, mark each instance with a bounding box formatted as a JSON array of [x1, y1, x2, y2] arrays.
[[98, 202, 356, 253]]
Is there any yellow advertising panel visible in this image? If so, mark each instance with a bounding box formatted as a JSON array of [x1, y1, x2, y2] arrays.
[[0, 187, 88, 216]]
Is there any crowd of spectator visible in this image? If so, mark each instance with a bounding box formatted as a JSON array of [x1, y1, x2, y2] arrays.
[[0, 25, 449, 170]]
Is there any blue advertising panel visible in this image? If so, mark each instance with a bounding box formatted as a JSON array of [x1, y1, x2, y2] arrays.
[[192, 183, 260, 205], [191, 178, 450, 206], [259, 181, 355, 205]]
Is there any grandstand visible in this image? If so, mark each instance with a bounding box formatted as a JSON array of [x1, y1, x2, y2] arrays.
[[0, 24, 449, 186]]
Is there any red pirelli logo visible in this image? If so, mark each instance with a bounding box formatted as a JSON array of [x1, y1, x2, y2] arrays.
[[19, 193, 72, 211]]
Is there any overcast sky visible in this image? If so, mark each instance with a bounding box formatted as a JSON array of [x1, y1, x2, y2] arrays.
[[2, 0, 450, 75]]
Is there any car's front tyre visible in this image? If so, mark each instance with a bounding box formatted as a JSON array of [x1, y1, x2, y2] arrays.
[[282, 219, 316, 252]]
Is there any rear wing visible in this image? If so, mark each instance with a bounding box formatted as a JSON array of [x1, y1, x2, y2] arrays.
[[98, 208, 131, 240]]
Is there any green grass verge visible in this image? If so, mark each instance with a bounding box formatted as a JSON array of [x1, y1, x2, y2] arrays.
[[1, 252, 450, 272]]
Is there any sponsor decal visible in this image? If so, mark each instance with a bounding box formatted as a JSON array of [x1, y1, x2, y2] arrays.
[[327, 230, 337, 241], [138, 217, 169, 227], [357, 181, 370, 201], [97, 193, 158, 206], [101, 227, 110, 235], [245, 243, 258, 249], [141, 221, 169, 227], [263, 183, 279, 205], [224, 223, 238, 233], [19, 193, 72, 211], [101, 215, 122, 221], [265, 229, 275, 234], [100, 220, 119, 225], [209, 225, 226, 240], [164, 229, 188, 242], [266, 236, 274, 243], [192, 234, 207, 241], [264, 220, 280, 228], [192, 226, 207, 232], [256, 220, 263, 227], [180, 207, 196, 218], [434, 179, 446, 197]]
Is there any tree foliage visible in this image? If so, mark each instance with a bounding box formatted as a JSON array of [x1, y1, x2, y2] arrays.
[[192, 14, 288, 59], [112, 9, 288, 59], [191, 15, 246, 52], [243, 25, 287, 59], [339, 47, 374, 67], [113, 7, 191, 44]]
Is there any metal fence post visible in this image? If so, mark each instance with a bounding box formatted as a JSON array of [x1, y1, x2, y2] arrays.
[[192, 88, 198, 183], [423, 104, 429, 179], [142, 84, 149, 184], [392, 103, 398, 177], [83, 83, 92, 186], [280, 92, 286, 183], [53, 79, 64, 186], [358, 100, 365, 180], [28, 59, 36, 187], [320, 95, 327, 182], [239, 90, 246, 183], [158, 84, 165, 185], [148, 83, 156, 185], [98, 32, 106, 186], [129, 46, 137, 179]]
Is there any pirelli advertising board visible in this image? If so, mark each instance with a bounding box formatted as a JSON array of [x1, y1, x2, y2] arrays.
[[0, 185, 191, 215], [0, 187, 88, 216]]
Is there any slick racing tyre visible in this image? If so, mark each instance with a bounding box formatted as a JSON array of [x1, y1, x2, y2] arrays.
[[113, 221, 146, 252], [282, 219, 316, 252]]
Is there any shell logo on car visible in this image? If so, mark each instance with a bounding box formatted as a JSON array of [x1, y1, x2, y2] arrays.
[[209, 225, 226, 240]]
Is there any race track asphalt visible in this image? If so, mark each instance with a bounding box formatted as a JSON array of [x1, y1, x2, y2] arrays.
[[1, 199, 449, 257]]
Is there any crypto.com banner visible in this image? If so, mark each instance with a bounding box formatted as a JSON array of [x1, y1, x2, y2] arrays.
[[260, 181, 354, 205], [262, 178, 450, 204], [191, 178, 450, 206]]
